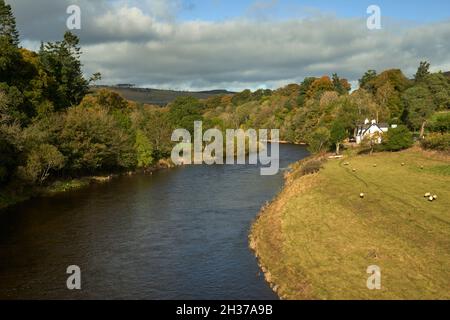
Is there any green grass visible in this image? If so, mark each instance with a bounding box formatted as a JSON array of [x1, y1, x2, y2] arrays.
[[250, 148, 450, 299]]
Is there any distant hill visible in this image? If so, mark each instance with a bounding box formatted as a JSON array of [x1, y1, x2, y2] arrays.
[[91, 86, 235, 106]]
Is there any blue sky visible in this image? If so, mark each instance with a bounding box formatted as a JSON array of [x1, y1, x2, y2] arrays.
[[174, 0, 450, 23]]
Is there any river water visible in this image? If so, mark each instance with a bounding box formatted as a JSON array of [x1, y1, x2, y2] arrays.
[[0, 145, 308, 299]]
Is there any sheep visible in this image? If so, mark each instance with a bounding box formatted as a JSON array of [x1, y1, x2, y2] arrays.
[[424, 193, 437, 201]]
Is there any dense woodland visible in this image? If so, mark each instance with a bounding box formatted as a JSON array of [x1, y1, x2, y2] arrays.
[[1, 1, 449, 197]]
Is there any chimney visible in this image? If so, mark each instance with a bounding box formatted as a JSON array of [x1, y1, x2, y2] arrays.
[[364, 118, 369, 125], [371, 119, 376, 124]]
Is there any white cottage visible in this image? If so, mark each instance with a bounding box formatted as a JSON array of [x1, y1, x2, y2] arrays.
[[355, 119, 390, 144]]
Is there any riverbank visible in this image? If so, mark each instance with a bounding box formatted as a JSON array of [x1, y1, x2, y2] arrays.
[[249, 147, 450, 299], [0, 159, 175, 210]]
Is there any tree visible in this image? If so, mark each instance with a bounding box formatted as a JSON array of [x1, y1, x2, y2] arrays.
[[39, 32, 90, 109], [0, 0, 19, 46], [362, 131, 382, 155], [402, 85, 435, 138], [135, 130, 154, 168], [168, 96, 204, 134], [359, 70, 377, 92], [382, 125, 413, 151], [414, 61, 430, 83], [60, 105, 136, 172], [332, 73, 351, 95], [307, 127, 330, 154], [330, 121, 347, 154], [421, 73, 450, 111], [19, 144, 65, 184], [307, 76, 335, 99], [297, 77, 316, 107]]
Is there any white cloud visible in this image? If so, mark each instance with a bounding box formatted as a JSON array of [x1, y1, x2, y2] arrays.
[[11, 1, 450, 91]]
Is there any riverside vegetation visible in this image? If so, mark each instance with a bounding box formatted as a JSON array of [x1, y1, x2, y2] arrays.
[[1, 1, 450, 299], [1, 1, 449, 207]]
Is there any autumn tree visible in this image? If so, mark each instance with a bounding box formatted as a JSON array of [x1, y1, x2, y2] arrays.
[[19, 144, 65, 184], [332, 73, 351, 95], [307, 76, 335, 99]]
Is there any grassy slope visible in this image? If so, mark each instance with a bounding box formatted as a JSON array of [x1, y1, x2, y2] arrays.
[[250, 148, 450, 299], [91, 86, 233, 106]]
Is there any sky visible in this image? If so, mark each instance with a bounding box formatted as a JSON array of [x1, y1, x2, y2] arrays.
[[8, 0, 450, 91]]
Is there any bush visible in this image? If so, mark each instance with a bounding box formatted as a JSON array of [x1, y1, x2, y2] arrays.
[[382, 125, 413, 151], [19, 144, 65, 184], [420, 132, 450, 151], [60, 105, 136, 172], [300, 160, 323, 176], [428, 112, 450, 133], [135, 130, 154, 168]]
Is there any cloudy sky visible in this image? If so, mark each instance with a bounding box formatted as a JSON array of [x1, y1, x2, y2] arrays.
[[9, 0, 450, 91]]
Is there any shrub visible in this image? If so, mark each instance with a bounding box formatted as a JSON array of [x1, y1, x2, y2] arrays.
[[420, 132, 450, 151], [60, 105, 136, 172], [300, 160, 323, 176], [428, 112, 450, 133], [19, 144, 65, 184], [382, 125, 413, 151], [135, 130, 154, 168]]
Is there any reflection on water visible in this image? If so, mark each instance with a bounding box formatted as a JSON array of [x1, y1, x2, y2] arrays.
[[0, 145, 308, 299]]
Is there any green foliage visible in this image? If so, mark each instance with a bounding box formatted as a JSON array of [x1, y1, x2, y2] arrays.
[[39, 32, 91, 109], [60, 105, 136, 172], [0, 0, 19, 46], [414, 61, 430, 83], [135, 130, 154, 168], [420, 132, 450, 151], [332, 73, 351, 95], [18, 144, 65, 184], [358, 70, 377, 92], [330, 121, 347, 154], [428, 112, 450, 133], [168, 96, 204, 133], [382, 125, 413, 151], [306, 127, 330, 154], [402, 85, 435, 131], [0, 135, 18, 184], [422, 73, 450, 111]]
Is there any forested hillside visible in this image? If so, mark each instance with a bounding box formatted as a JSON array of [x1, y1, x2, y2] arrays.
[[92, 86, 234, 106]]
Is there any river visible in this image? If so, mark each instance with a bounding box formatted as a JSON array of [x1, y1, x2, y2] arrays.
[[0, 144, 308, 299]]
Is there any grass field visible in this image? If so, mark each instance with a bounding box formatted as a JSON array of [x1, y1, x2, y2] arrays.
[[250, 147, 450, 299]]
